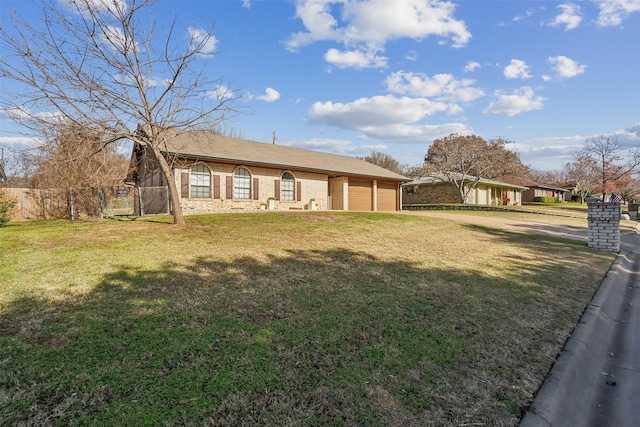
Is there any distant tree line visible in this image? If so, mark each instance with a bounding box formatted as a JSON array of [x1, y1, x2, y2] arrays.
[[363, 133, 640, 204]]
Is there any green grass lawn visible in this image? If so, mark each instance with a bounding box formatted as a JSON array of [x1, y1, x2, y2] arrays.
[[0, 212, 615, 426]]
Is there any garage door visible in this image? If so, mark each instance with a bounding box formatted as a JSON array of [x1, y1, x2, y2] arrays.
[[377, 181, 398, 211], [349, 179, 373, 211]]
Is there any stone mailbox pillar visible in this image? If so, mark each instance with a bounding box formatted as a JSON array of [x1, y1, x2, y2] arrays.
[[587, 202, 621, 252]]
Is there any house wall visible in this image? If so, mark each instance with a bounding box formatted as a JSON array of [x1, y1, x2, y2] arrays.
[[402, 183, 461, 204], [403, 183, 522, 206], [477, 187, 488, 205], [524, 187, 566, 202], [173, 161, 329, 213]]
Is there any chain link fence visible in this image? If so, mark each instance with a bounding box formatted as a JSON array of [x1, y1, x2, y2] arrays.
[[137, 186, 170, 216], [70, 186, 170, 219]]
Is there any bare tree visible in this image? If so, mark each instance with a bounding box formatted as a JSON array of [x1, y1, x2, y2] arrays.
[[30, 123, 128, 190], [487, 137, 529, 178], [615, 172, 640, 204], [563, 154, 599, 203], [424, 134, 524, 203], [0, 146, 38, 187], [581, 134, 640, 200], [362, 151, 406, 175], [0, 0, 235, 225], [526, 168, 566, 183]]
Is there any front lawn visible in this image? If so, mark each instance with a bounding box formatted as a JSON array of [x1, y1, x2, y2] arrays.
[[0, 212, 614, 426]]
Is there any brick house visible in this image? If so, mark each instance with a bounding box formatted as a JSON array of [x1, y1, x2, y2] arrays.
[[495, 176, 570, 202], [127, 130, 408, 214], [402, 174, 526, 206]]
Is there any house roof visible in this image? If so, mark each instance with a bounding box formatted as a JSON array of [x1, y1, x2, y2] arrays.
[[154, 130, 408, 181], [404, 173, 527, 190], [495, 175, 570, 192]]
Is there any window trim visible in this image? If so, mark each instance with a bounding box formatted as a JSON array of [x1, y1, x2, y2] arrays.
[[233, 167, 252, 199], [280, 171, 295, 201], [190, 164, 211, 198]]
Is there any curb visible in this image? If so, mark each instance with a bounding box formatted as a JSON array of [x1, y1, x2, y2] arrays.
[[520, 233, 640, 426]]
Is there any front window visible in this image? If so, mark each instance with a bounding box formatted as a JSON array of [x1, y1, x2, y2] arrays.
[[281, 172, 295, 201], [234, 167, 251, 199], [190, 164, 210, 198]]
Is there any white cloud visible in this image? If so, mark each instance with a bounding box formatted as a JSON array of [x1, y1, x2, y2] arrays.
[[188, 27, 218, 56], [358, 122, 471, 141], [207, 85, 234, 100], [512, 8, 536, 22], [309, 95, 449, 129], [515, 124, 640, 169], [246, 87, 280, 103], [101, 25, 137, 52], [483, 87, 545, 116], [307, 95, 471, 141], [464, 61, 481, 73], [242, 0, 251, 9], [550, 3, 583, 30], [286, 0, 471, 69], [0, 107, 64, 124], [504, 59, 532, 79], [87, 0, 127, 13], [0, 136, 40, 147], [500, 6, 545, 26], [548, 55, 586, 78], [594, 0, 640, 26], [324, 48, 388, 69], [62, 0, 128, 15], [284, 138, 387, 155], [405, 50, 418, 61], [385, 71, 484, 104]]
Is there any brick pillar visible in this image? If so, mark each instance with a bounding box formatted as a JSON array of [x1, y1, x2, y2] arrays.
[[587, 202, 621, 252]]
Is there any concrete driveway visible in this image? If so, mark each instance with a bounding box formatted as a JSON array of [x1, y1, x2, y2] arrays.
[[400, 210, 589, 241]]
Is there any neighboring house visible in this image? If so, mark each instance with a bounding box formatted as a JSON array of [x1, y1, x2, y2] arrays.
[[127, 130, 408, 214], [553, 181, 578, 201], [402, 174, 527, 206], [496, 176, 570, 202]]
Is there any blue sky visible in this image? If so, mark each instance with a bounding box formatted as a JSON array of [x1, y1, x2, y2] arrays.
[[1, 0, 639, 171]]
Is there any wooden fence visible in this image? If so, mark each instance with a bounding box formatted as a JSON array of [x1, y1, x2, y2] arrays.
[[2, 188, 69, 222]]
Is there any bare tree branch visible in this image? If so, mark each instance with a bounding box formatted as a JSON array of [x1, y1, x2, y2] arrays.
[[0, 0, 238, 224]]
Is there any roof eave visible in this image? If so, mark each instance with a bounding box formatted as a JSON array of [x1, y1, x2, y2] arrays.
[[162, 150, 409, 182]]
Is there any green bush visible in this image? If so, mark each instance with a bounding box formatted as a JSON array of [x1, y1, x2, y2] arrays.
[[0, 189, 16, 227], [533, 196, 560, 204]]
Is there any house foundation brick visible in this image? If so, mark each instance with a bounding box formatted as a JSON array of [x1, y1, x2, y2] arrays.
[[587, 203, 620, 252]]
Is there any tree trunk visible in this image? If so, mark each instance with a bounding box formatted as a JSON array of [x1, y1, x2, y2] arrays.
[[150, 146, 185, 225]]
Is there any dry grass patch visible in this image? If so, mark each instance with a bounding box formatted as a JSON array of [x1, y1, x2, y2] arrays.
[[0, 212, 614, 426]]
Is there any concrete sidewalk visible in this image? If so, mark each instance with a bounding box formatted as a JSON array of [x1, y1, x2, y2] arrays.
[[520, 231, 640, 427]]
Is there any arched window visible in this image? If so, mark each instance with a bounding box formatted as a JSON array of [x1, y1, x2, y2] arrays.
[[234, 167, 251, 199], [190, 164, 211, 198], [281, 172, 295, 201]]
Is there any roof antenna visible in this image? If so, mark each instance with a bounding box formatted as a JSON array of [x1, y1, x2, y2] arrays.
[[272, 131, 277, 145]]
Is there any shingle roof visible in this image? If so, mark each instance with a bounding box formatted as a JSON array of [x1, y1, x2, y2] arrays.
[[404, 173, 527, 190], [495, 175, 569, 192], [159, 130, 409, 181]]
